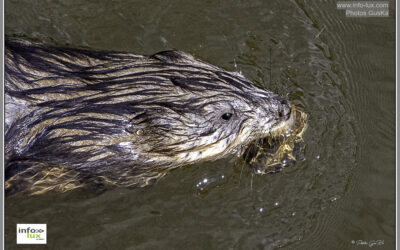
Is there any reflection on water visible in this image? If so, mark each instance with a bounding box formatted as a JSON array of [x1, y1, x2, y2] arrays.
[[5, 0, 395, 249]]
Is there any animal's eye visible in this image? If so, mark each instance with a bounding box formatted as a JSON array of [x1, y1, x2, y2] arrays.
[[221, 113, 233, 120]]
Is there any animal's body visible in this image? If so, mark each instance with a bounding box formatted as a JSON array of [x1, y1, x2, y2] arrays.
[[5, 38, 292, 194]]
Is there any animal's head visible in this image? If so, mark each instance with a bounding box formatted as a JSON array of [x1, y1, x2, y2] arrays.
[[122, 51, 293, 165]]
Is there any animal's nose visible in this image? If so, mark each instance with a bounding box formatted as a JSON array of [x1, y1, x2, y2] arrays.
[[278, 99, 291, 120]]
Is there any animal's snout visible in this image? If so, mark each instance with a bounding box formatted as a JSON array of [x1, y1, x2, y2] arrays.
[[278, 99, 291, 120]]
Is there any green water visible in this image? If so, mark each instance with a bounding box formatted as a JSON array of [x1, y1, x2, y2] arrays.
[[5, 0, 395, 249]]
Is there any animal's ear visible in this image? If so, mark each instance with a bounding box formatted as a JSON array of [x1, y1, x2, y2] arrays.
[[150, 50, 197, 63]]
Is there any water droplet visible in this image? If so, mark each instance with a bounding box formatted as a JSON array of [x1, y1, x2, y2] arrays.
[[316, 155, 320, 159], [292, 212, 296, 216], [136, 129, 144, 136], [330, 196, 340, 202], [203, 178, 208, 183], [274, 202, 279, 206], [259, 208, 263, 212]]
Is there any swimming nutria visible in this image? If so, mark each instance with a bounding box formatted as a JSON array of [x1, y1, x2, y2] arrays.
[[5, 37, 293, 195]]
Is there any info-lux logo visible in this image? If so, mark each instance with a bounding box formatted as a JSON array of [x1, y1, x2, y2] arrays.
[[17, 224, 47, 244]]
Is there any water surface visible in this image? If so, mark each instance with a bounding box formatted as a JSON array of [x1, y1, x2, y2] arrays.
[[5, 0, 395, 249]]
